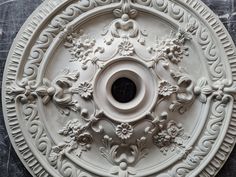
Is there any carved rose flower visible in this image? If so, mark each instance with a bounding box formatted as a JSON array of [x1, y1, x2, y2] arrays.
[[80, 35, 96, 48], [67, 34, 96, 62], [71, 47, 84, 61], [162, 41, 186, 64], [116, 123, 133, 140], [58, 119, 93, 156], [59, 119, 82, 138], [73, 34, 96, 49], [78, 82, 93, 99], [77, 132, 93, 148], [166, 120, 183, 138], [153, 131, 172, 148], [159, 81, 178, 97], [153, 120, 187, 154], [118, 40, 134, 56]]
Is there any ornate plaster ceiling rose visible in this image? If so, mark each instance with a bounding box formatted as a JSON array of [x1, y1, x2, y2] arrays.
[[2, 0, 236, 177]]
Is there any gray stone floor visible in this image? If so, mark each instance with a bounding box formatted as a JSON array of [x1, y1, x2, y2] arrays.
[[0, 0, 235, 177]]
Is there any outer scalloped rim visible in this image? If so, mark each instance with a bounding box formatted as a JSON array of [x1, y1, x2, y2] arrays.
[[2, 1, 75, 176], [2, 0, 236, 177], [183, 0, 236, 176]]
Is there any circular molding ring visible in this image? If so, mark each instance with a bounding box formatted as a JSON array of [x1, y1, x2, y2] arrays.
[[2, 0, 236, 177]]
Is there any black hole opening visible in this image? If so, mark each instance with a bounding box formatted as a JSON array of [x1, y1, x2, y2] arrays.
[[111, 77, 137, 103]]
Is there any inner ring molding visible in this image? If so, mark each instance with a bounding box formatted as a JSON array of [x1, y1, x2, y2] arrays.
[[106, 69, 146, 111], [93, 57, 158, 122]]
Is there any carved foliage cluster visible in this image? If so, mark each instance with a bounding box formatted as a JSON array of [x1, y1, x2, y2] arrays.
[[58, 119, 93, 157], [36, 69, 81, 115], [148, 28, 191, 64], [153, 120, 189, 155], [100, 135, 148, 176], [64, 30, 104, 69]]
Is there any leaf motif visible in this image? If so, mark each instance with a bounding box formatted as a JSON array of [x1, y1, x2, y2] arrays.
[[63, 136, 72, 143], [129, 27, 139, 38], [104, 36, 114, 45], [99, 147, 108, 157], [137, 137, 146, 149], [66, 71, 80, 81], [175, 137, 184, 145], [59, 108, 70, 116], [64, 42, 73, 48], [177, 75, 191, 86], [95, 47, 104, 54], [110, 145, 119, 159], [199, 94, 207, 103], [138, 36, 145, 45], [76, 148, 83, 157], [49, 152, 58, 162], [56, 78, 71, 88], [42, 95, 51, 104], [170, 144, 176, 151], [91, 123, 104, 133], [70, 105, 80, 112], [95, 110, 105, 118], [144, 127, 151, 133], [113, 9, 122, 18], [201, 86, 213, 95], [102, 135, 112, 149], [36, 86, 47, 96], [129, 9, 138, 18], [197, 77, 208, 87], [111, 25, 120, 38], [127, 167, 137, 175], [61, 68, 70, 75], [139, 148, 149, 159], [110, 166, 119, 175], [169, 101, 181, 112], [99, 147, 114, 164], [69, 141, 79, 151], [43, 78, 51, 86], [182, 134, 190, 140], [130, 145, 138, 159]]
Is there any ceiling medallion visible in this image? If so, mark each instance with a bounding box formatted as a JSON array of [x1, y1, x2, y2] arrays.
[[2, 0, 236, 176]]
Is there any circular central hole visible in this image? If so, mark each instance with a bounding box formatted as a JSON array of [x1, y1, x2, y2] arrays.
[[111, 77, 137, 103]]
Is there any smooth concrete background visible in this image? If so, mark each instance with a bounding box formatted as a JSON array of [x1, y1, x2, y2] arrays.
[[0, 0, 235, 176]]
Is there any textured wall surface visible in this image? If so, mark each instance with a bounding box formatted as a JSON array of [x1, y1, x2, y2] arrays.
[[0, 0, 236, 177]]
